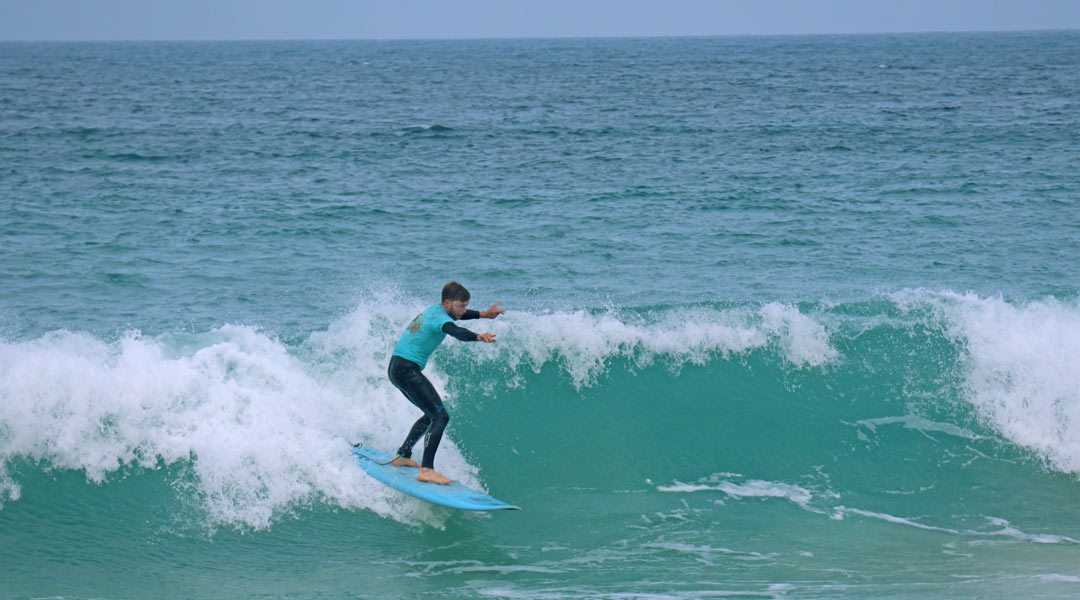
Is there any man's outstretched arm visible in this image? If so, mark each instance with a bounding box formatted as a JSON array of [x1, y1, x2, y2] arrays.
[[441, 322, 496, 343], [461, 302, 505, 320], [442, 322, 479, 341]]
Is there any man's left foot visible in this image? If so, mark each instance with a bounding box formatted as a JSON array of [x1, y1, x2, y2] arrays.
[[391, 456, 421, 468], [418, 468, 452, 485]]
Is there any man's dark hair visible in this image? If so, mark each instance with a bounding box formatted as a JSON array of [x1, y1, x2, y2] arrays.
[[442, 281, 471, 302]]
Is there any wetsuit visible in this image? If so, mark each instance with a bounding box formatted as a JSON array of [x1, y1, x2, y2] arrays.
[[389, 304, 482, 469]]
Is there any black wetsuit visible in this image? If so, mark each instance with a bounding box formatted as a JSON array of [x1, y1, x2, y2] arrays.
[[389, 309, 481, 469]]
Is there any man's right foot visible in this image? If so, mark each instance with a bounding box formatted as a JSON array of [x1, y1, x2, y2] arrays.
[[391, 456, 421, 468], [417, 468, 452, 485]]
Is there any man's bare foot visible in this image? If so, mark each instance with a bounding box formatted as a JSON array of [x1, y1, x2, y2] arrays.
[[391, 455, 421, 468], [417, 468, 452, 485]]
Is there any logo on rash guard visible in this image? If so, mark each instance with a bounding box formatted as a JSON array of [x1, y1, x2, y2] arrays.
[[408, 314, 423, 334]]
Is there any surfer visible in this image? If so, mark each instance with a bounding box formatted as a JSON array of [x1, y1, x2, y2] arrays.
[[388, 281, 504, 484]]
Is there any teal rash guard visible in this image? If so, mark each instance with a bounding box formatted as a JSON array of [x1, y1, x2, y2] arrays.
[[392, 304, 480, 368]]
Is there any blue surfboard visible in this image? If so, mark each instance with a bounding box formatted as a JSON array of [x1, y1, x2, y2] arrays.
[[352, 446, 521, 511]]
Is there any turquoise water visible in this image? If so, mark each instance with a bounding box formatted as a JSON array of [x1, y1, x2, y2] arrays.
[[2, 32, 1080, 598]]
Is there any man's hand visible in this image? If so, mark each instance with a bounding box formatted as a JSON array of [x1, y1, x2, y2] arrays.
[[477, 333, 497, 343], [480, 302, 505, 319]]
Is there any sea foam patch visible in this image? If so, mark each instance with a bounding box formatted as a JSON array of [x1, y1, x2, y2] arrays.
[[657, 474, 818, 512]]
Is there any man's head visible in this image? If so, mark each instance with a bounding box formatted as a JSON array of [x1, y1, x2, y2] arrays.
[[441, 281, 470, 319]]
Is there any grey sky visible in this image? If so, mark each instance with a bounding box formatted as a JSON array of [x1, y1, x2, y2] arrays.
[[2, 0, 1079, 41]]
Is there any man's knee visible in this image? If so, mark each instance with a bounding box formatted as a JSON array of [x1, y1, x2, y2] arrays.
[[433, 409, 449, 428]]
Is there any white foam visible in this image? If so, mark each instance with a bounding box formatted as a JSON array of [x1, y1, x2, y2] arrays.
[[0, 300, 481, 528], [452, 302, 838, 387], [1039, 574, 1080, 583], [642, 542, 770, 561], [0, 294, 837, 526], [831, 508, 1079, 545], [830, 506, 959, 533], [658, 476, 815, 511], [893, 290, 1080, 474], [478, 589, 774, 600], [982, 516, 1080, 544]]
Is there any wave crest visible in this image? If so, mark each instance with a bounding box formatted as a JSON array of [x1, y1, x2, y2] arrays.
[[893, 290, 1080, 474], [447, 302, 838, 387]]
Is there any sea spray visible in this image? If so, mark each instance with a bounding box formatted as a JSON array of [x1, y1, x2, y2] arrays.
[[893, 290, 1080, 474]]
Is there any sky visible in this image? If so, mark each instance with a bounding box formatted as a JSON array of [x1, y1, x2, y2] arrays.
[[1, 0, 1079, 41]]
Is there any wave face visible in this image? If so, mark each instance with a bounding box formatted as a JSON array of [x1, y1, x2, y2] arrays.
[[0, 295, 844, 528], [4, 291, 1080, 597]]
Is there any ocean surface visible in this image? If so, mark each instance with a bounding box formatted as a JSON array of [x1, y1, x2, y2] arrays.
[[2, 31, 1080, 599]]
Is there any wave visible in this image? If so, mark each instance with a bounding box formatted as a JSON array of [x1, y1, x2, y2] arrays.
[[2, 290, 1079, 530], [892, 290, 1080, 473], [397, 124, 458, 137]]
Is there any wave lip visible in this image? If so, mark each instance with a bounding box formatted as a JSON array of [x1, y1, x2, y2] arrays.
[[459, 302, 838, 387]]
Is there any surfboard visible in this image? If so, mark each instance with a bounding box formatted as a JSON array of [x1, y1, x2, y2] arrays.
[[352, 446, 521, 511]]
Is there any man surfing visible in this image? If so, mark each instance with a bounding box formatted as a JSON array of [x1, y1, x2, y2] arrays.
[[388, 281, 504, 484]]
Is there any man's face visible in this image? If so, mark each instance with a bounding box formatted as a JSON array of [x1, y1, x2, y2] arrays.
[[444, 299, 469, 319]]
